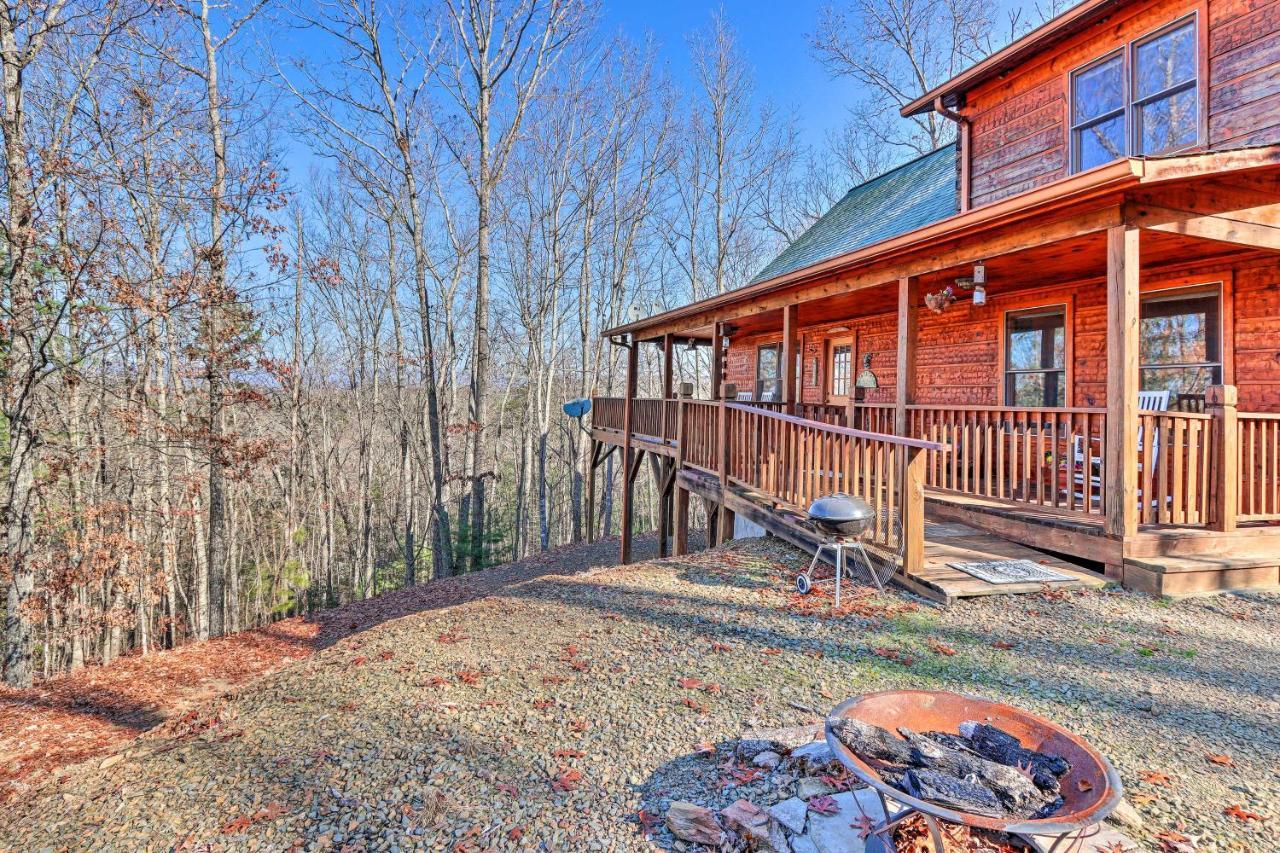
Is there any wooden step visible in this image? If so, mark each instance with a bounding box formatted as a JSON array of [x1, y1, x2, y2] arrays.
[[1121, 554, 1280, 597]]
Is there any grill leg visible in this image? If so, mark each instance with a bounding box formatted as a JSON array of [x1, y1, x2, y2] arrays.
[[835, 544, 844, 608]]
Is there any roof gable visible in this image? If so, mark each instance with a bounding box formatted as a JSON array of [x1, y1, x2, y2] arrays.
[[750, 144, 959, 284]]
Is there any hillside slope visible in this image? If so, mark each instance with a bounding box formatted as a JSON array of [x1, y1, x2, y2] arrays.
[[4, 537, 1277, 850]]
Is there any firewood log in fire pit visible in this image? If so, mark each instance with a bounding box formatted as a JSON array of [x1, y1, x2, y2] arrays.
[[827, 716, 1069, 820]]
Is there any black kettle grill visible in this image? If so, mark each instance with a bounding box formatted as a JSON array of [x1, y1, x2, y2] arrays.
[[798, 493, 887, 600], [807, 493, 876, 537]]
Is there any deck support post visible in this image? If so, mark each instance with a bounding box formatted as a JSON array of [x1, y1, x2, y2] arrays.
[[1105, 225, 1140, 540], [782, 304, 799, 414], [586, 440, 599, 543], [673, 385, 690, 554], [717, 375, 735, 546], [620, 338, 639, 564], [895, 277, 919, 437], [1208, 384, 1239, 532]]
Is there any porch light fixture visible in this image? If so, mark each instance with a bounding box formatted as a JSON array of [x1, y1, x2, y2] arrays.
[[973, 283, 987, 306]]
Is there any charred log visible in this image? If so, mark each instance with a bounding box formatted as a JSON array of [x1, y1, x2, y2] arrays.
[[902, 768, 1005, 817], [827, 717, 915, 764], [896, 727, 1052, 815], [960, 721, 1071, 778]]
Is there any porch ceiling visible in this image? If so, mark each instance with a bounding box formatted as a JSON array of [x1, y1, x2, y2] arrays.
[[723, 228, 1254, 338]]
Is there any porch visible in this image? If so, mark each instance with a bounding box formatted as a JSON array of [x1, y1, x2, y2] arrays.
[[592, 150, 1280, 597], [589, 392, 1280, 599]]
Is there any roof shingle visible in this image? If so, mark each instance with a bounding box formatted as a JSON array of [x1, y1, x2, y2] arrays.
[[751, 143, 959, 284]]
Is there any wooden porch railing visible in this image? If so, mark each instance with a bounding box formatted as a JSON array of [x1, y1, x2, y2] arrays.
[[907, 406, 1109, 517], [1238, 412, 1280, 522], [721, 402, 947, 573], [592, 390, 1268, 533], [1135, 411, 1215, 526], [852, 403, 895, 433], [681, 400, 719, 471]]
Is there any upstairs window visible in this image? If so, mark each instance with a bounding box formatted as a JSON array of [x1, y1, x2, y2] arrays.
[[1072, 53, 1126, 172], [1070, 16, 1199, 173]]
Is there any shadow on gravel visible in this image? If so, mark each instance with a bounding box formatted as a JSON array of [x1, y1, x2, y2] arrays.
[[0, 686, 166, 732], [505, 566, 1280, 747], [301, 532, 699, 651]]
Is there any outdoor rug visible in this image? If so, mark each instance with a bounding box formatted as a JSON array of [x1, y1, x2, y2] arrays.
[[947, 559, 1075, 585]]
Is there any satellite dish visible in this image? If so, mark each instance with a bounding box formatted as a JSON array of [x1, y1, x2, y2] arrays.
[[563, 397, 592, 419]]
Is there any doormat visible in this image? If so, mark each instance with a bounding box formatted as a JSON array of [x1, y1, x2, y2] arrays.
[[948, 559, 1074, 585]]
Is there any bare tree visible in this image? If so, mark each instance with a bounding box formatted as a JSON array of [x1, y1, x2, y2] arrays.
[[0, 0, 133, 686], [810, 0, 995, 172], [435, 0, 589, 570], [281, 0, 460, 580], [668, 11, 793, 299]]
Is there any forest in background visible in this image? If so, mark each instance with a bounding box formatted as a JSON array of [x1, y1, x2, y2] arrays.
[[0, 0, 1060, 686]]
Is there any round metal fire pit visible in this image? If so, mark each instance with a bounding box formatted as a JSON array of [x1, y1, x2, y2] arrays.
[[825, 690, 1124, 840]]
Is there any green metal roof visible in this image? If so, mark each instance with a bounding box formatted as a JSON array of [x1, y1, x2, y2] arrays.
[[751, 143, 959, 284]]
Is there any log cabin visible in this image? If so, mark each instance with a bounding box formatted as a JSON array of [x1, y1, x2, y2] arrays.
[[590, 0, 1280, 599]]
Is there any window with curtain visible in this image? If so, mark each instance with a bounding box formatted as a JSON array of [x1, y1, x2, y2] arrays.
[[1140, 287, 1221, 401], [756, 344, 781, 401], [1070, 16, 1199, 173], [1005, 309, 1066, 407]]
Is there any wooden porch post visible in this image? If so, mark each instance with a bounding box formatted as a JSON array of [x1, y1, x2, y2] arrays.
[[782, 304, 799, 414], [895, 277, 919, 436], [661, 333, 675, 441], [620, 339, 639, 564], [673, 384, 690, 555], [1208, 384, 1239, 533], [1105, 225, 1140, 540], [711, 322, 725, 402], [903, 446, 927, 576]]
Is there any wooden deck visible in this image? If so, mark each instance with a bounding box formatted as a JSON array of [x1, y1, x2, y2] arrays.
[[914, 521, 1106, 605], [674, 464, 1105, 605]]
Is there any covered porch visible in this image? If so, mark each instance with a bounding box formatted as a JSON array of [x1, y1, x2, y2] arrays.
[[592, 150, 1280, 597]]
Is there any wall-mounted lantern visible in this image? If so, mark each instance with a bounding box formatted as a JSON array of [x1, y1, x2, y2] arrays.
[[855, 353, 878, 389]]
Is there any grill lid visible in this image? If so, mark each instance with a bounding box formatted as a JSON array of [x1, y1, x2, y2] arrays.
[[807, 493, 875, 524]]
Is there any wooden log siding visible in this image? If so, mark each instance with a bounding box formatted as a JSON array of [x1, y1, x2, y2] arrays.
[[907, 405, 1109, 517], [722, 403, 948, 572], [1238, 412, 1280, 521]]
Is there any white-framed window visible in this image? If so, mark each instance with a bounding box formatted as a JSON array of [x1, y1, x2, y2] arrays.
[[1070, 15, 1199, 173], [830, 344, 852, 397]]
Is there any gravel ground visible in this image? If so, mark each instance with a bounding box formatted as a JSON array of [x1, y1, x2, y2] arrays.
[[4, 537, 1277, 851]]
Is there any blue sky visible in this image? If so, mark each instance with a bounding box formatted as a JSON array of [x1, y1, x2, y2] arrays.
[[599, 0, 856, 149]]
